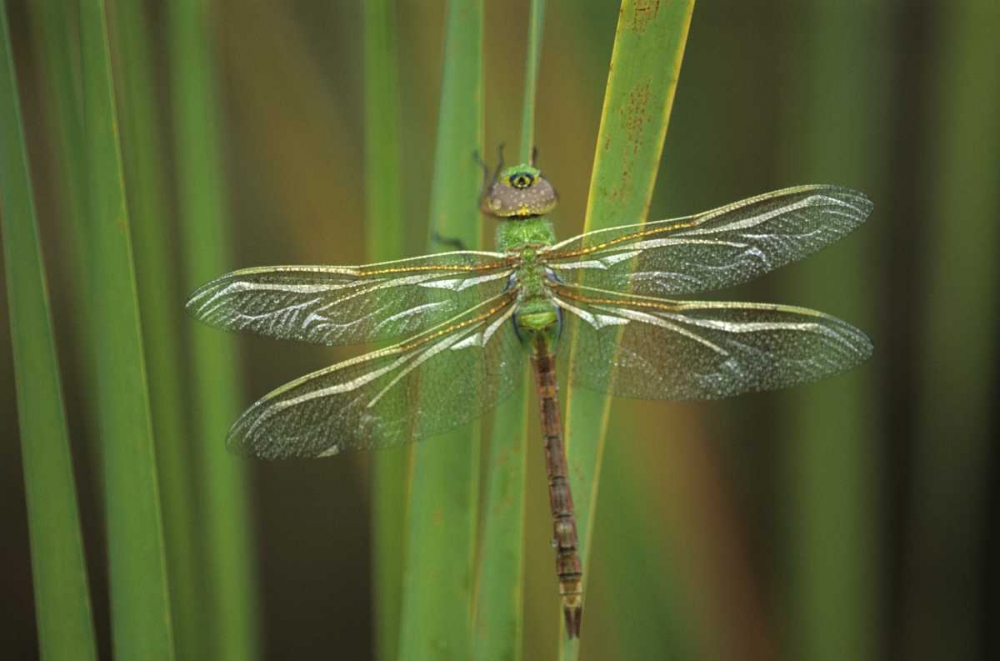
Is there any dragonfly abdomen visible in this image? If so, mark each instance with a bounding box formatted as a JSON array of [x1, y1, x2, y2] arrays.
[[531, 345, 583, 638]]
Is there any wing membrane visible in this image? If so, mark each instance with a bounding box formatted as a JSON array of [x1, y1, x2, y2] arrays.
[[544, 186, 871, 296], [555, 284, 872, 400], [228, 290, 523, 458], [187, 251, 515, 345]]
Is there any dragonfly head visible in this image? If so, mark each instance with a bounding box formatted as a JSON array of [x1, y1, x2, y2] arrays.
[[479, 152, 558, 219]]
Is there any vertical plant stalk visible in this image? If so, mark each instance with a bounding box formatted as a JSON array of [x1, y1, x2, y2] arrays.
[[28, 2, 93, 370], [0, 5, 98, 660], [779, 4, 887, 661], [560, 0, 694, 655], [398, 1, 484, 659], [473, 381, 530, 660], [595, 415, 700, 660], [518, 0, 545, 165], [168, 1, 260, 660], [364, 2, 407, 660], [77, 1, 175, 658], [30, 0, 104, 495], [471, 2, 546, 658], [108, 1, 205, 659], [905, 3, 1000, 659]]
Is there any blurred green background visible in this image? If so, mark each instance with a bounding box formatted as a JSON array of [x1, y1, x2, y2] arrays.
[[1, 1, 998, 660]]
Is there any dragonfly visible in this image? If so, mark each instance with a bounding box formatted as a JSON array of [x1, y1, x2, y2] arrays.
[[187, 157, 873, 638]]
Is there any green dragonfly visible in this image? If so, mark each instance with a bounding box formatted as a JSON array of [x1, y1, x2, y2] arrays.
[[187, 159, 873, 638]]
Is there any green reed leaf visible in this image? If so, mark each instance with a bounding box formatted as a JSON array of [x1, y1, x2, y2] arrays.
[[398, 1, 484, 659], [474, 379, 530, 661], [108, 2, 206, 658], [472, 2, 546, 658], [168, 1, 260, 659], [776, 3, 887, 661], [364, 1, 408, 659], [78, 0, 175, 657], [561, 1, 694, 656], [0, 5, 98, 659], [906, 3, 1000, 659]]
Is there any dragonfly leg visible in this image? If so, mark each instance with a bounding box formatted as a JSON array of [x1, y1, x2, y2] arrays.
[[430, 231, 468, 251], [494, 142, 506, 176], [473, 149, 491, 193]]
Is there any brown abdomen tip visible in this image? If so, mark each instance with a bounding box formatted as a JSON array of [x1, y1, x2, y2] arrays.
[[563, 597, 583, 639]]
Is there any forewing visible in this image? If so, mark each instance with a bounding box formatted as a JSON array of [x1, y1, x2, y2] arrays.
[[186, 251, 514, 345], [544, 186, 871, 296], [227, 291, 524, 458], [555, 285, 872, 400]]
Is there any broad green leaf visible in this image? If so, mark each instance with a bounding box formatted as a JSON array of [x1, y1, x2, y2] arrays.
[[0, 5, 98, 659], [398, 1, 484, 659], [78, 1, 175, 658], [168, 1, 260, 659], [109, 4, 206, 659], [364, 2, 408, 660], [474, 380, 530, 661], [776, 4, 888, 661], [561, 1, 694, 656], [28, 1, 92, 381], [907, 3, 1000, 659], [472, 3, 546, 658]]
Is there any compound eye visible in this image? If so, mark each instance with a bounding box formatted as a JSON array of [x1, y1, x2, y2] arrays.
[[508, 172, 534, 189]]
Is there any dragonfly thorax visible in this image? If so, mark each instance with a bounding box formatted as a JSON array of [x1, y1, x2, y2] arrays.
[[511, 256, 563, 348], [496, 216, 556, 252]]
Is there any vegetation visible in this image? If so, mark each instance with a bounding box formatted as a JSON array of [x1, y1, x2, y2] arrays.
[[1, 1, 997, 660]]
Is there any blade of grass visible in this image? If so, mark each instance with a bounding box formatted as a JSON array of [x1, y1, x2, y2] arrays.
[[77, 1, 175, 658], [776, 3, 888, 661], [589, 5, 780, 655], [398, 1, 484, 658], [474, 381, 530, 661], [364, 2, 408, 660], [587, 408, 699, 660], [27, 2, 93, 373], [905, 3, 1000, 659], [167, 1, 259, 660], [518, 0, 545, 165], [560, 0, 694, 655], [0, 5, 98, 659], [471, 3, 545, 658], [107, 2, 205, 659], [29, 1, 106, 501], [601, 403, 777, 660]]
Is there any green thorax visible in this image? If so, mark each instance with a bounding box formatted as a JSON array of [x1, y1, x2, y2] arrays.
[[495, 216, 556, 252], [514, 264, 560, 350], [499, 218, 560, 349]]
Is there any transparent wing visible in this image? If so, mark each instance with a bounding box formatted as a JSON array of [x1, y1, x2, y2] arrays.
[[555, 284, 872, 400], [186, 251, 515, 346], [228, 290, 524, 459], [543, 186, 872, 296]]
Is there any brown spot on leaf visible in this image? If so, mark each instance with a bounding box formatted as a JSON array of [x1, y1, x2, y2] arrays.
[[630, 0, 661, 33], [625, 81, 652, 148]]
